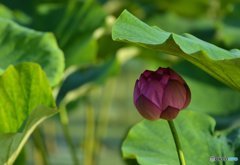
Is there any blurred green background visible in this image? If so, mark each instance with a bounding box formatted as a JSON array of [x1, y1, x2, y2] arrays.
[[0, 0, 240, 164]]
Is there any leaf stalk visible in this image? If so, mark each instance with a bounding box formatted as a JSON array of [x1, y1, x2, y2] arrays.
[[168, 120, 186, 165]]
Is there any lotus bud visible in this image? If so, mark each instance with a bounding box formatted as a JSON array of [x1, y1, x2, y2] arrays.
[[133, 67, 191, 120]]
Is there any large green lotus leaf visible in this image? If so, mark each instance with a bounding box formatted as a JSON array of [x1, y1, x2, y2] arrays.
[[122, 111, 234, 165], [0, 18, 64, 86], [112, 10, 240, 91], [0, 63, 57, 164]]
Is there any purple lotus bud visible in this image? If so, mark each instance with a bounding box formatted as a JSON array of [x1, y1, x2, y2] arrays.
[[133, 67, 191, 120]]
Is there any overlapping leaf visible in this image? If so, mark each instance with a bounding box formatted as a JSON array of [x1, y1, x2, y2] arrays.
[[0, 63, 57, 164], [0, 18, 64, 86], [112, 10, 240, 91]]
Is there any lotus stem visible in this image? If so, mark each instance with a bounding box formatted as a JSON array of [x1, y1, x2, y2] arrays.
[[59, 106, 79, 165], [168, 120, 186, 165]]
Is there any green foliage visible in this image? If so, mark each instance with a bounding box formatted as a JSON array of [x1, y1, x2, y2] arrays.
[[0, 0, 239, 164], [0, 63, 57, 164], [0, 18, 64, 86], [64, 35, 98, 68], [47, 0, 106, 67], [122, 111, 234, 165], [32, 0, 106, 68], [0, 0, 106, 70], [112, 10, 240, 91], [57, 57, 119, 105]]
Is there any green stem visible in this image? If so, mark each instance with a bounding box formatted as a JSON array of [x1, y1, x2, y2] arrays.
[[168, 120, 186, 165], [83, 101, 95, 165], [95, 80, 115, 160], [32, 128, 49, 165], [59, 106, 79, 165]]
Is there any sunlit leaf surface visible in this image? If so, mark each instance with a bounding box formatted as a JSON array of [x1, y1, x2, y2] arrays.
[[0, 63, 57, 164]]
